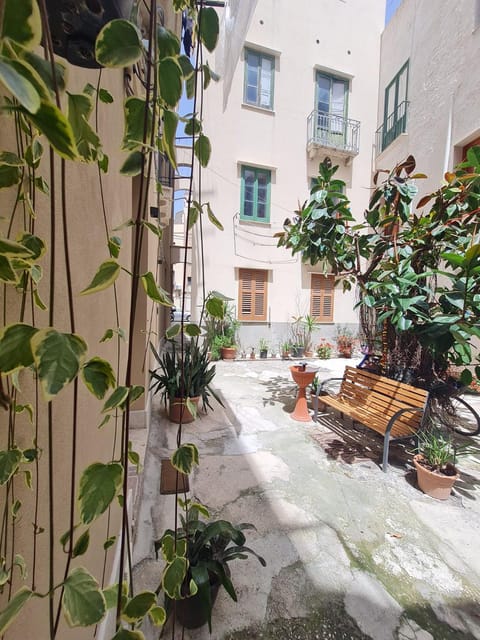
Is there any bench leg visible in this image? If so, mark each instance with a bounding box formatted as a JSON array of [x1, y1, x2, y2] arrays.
[[382, 432, 391, 472], [313, 394, 318, 422]]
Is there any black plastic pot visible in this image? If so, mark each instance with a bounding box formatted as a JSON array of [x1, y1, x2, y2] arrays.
[[167, 578, 220, 629]]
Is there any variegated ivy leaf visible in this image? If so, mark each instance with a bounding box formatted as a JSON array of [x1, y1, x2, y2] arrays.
[[122, 592, 156, 623], [62, 567, 106, 627], [165, 323, 180, 339], [81, 357, 116, 399], [80, 259, 120, 295], [26, 100, 78, 160], [141, 271, 173, 306], [0, 323, 38, 374], [122, 97, 152, 151], [162, 109, 178, 169], [31, 329, 87, 401], [1, 0, 41, 49], [162, 557, 188, 599], [102, 386, 130, 413], [171, 443, 199, 475], [194, 134, 211, 168], [198, 7, 219, 53], [95, 20, 143, 68], [0, 448, 22, 485], [79, 462, 123, 524], [158, 57, 182, 108], [149, 606, 166, 627], [0, 586, 33, 635]]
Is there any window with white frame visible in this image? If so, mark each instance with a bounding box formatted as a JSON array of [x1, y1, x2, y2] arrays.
[[244, 49, 274, 110]]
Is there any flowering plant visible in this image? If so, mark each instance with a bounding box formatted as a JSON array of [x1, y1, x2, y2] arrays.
[[316, 339, 333, 359]]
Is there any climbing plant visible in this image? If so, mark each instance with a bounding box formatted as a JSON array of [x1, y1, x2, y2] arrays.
[[277, 153, 480, 385], [0, 0, 224, 637]]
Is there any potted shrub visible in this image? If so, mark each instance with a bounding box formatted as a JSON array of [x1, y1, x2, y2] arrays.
[[280, 341, 291, 359], [204, 298, 239, 360], [258, 338, 269, 359], [156, 499, 266, 631], [413, 429, 460, 500], [150, 340, 222, 423], [316, 339, 333, 359], [335, 325, 355, 357]]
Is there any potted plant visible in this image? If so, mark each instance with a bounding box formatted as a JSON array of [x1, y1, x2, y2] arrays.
[[302, 314, 318, 356], [258, 338, 269, 359], [316, 339, 333, 359], [280, 341, 291, 359], [150, 340, 222, 423], [335, 325, 355, 358], [156, 499, 266, 631], [204, 298, 239, 360], [413, 429, 460, 500]]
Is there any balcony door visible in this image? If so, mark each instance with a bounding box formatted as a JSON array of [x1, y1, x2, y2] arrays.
[[316, 72, 348, 145]]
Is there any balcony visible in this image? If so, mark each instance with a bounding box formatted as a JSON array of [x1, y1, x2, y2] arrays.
[[375, 100, 409, 154], [307, 110, 360, 159]]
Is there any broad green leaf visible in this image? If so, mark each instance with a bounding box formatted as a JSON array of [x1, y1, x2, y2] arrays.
[[127, 449, 140, 468], [162, 109, 178, 168], [149, 606, 166, 627], [11, 499, 21, 517], [171, 443, 199, 475], [0, 58, 40, 113], [80, 259, 120, 295], [141, 271, 173, 305], [0, 255, 17, 282], [72, 530, 90, 557], [158, 57, 182, 108], [178, 54, 194, 79], [0, 448, 22, 485], [26, 100, 78, 160], [108, 236, 122, 258], [141, 221, 162, 238], [460, 368, 473, 386], [22, 50, 67, 95], [2, 0, 41, 49], [111, 630, 145, 640], [466, 145, 480, 169], [62, 567, 106, 627], [205, 296, 224, 318], [184, 323, 201, 337], [31, 329, 87, 401], [161, 534, 176, 562], [0, 234, 33, 257], [157, 26, 180, 58], [122, 97, 152, 151], [103, 536, 116, 551], [102, 386, 130, 413], [194, 134, 211, 168], [34, 175, 49, 193], [198, 7, 219, 52], [188, 204, 200, 229], [186, 397, 198, 419], [165, 323, 181, 339], [79, 462, 123, 524], [0, 323, 37, 373], [18, 232, 45, 259], [95, 20, 143, 68], [129, 385, 144, 403], [162, 557, 188, 599], [103, 584, 118, 609], [206, 202, 223, 230], [120, 151, 143, 176], [0, 586, 33, 634], [184, 116, 201, 136], [100, 329, 114, 342], [82, 357, 116, 399], [122, 592, 156, 622], [99, 88, 113, 103], [67, 92, 101, 162]]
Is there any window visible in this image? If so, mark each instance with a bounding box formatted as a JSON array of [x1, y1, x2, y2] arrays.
[[238, 269, 268, 321], [244, 49, 274, 109], [240, 165, 271, 222], [310, 274, 334, 322], [382, 61, 409, 150], [315, 72, 348, 143]]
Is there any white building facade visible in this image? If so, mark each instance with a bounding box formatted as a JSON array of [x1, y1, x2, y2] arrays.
[[191, 0, 385, 352]]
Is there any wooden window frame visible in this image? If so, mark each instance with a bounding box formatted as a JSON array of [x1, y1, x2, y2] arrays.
[[382, 60, 409, 150], [240, 165, 271, 223], [310, 274, 334, 322], [238, 268, 268, 322], [244, 48, 275, 110]]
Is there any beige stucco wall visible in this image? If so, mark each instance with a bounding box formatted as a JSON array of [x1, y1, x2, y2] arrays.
[[376, 0, 480, 190], [193, 0, 384, 348]]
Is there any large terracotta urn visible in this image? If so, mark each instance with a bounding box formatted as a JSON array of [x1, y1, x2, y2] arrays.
[[290, 365, 316, 422]]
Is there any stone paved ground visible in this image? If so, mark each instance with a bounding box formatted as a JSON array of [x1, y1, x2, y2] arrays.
[[132, 358, 480, 640]]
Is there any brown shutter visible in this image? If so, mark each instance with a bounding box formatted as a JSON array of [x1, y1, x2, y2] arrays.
[[238, 269, 267, 321], [310, 274, 334, 322]]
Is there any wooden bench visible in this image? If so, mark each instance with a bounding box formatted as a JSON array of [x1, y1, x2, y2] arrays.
[[312, 366, 429, 471]]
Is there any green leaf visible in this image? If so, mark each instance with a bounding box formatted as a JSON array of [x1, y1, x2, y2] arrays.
[[157, 26, 180, 58], [129, 385, 144, 403], [0, 255, 17, 282], [149, 606, 166, 627], [72, 530, 90, 557], [31, 329, 87, 401], [111, 630, 145, 640], [141, 271, 173, 305], [194, 134, 211, 168], [34, 175, 49, 193], [103, 583, 118, 609], [95, 19, 143, 68], [158, 57, 183, 108], [26, 100, 78, 160], [0, 448, 22, 485], [127, 449, 140, 468], [0, 233, 33, 257], [22, 50, 67, 95], [205, 296, 224, 318], [103, 536, 116, 551], [80, 259, 120, 295], [188, 205, 199, 229], [122, 592, 156, 622], [198, 7, 219, 52], [100, 329, 114, 343], [165, 323, 181, 339], [0, 586, 33, 634], [171, 443, 199, 475], [162, 557, 188, 599], [120, 151, 143, 176], [99, 88, 113, 103], [82, 357, 116, 399], [102, 386, 130, 413], [162, 109, 178, 168], [141, 221, 162, 238], [2, 0, 41, 49], [0, 323, 37, 373], [0, 58, 40, 113], [122, 97, 152, 151], [79, 462, 123, 524], [185, 323, 201, 337], [206, 202, 223, 230], [62, 567, 106, 627], [460, 368, 473, 386], [67, 92, 101, 162], [178, 54, 194, 79]]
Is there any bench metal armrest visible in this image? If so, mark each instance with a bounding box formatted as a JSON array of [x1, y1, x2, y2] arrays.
[[314, 376, 345, 397], [383, 406, 425, 472]]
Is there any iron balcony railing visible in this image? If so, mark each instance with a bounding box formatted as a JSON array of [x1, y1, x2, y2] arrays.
[[375, 100, 409, 154], [307, 110, 360, 156]]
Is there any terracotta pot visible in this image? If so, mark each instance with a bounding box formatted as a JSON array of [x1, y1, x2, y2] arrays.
[[413, 454, 459, 500], [304, 350, 313, 358], [169, 396, 200, 424], [221, 347, 236, 360]]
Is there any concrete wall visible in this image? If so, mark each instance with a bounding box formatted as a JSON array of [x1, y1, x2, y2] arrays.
[[192, 0, 384, 350], [376, 0, 480, 190]]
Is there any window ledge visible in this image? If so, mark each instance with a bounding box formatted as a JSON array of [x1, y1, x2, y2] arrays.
[[376, 132, 408, 160], [238, 218, 271, 227], [241, 103, 275, 116]]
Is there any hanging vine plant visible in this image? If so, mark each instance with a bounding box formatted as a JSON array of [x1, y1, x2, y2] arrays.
[[0, 0, 227, 637]]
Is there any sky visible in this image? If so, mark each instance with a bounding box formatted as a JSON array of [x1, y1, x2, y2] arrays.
[[385, 0, 403, 24]]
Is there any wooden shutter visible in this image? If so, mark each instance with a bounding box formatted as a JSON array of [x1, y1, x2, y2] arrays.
[[238, 269, 267, 321], [310, 274, 334, 322]]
